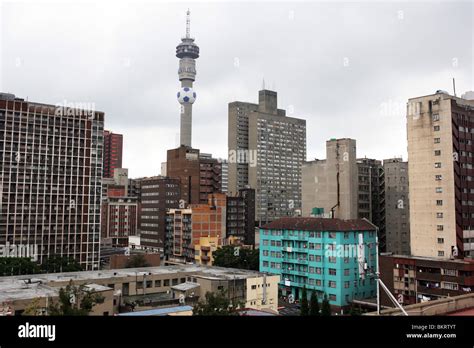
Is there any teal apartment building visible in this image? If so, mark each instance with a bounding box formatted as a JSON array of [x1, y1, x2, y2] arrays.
[[260, 217, 378, 312]]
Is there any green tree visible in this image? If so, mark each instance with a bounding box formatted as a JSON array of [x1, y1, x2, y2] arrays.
[[309, 291, 320, 316], [193, 290, 242, 316], [300, 286, 309, 316], [40, 255, 82, 273], [22, 297, 43, 316], [48, 280, 105, 316], [125, 254, 150, 268], [349, 305, 362, 316], [0, 257, 40, 276], [212, 245, 259, 270], [321, 293, 331, 316]]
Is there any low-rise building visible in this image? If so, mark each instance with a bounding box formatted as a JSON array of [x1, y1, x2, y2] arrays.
[[0, 264, 280, 315], [379, 253, 474, 307]]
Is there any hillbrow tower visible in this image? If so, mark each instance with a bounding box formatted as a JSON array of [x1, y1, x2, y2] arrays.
[[176, 9, 199, 147]]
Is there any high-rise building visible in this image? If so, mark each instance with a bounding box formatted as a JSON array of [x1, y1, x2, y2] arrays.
[[136, 176, 181, 249], [407, 90, 474, 259], [101, 168, 138, 248], [302, 139, 386, 247], [103, 130, 123, 178], [220, 160, 228, 193], [0, 93, 104, 270], [356, 158, 386, 251], [199, 153, 222, 203], [176, 9, 199, 147], [101, 197, 139, 247], [226, 188, 256, 246], [166, 146, 201, 205], [383, 158, 410, 255], [302, 138, 358, 219], [228, 89, 306, 224], [165, 193, 226, 263], [259, 217, 377, 312], [167, 147, 222, 205]]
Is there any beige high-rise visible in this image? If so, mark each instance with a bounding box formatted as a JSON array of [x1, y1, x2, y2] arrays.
[[407, 91, 474, 259], [302, 138, 358, 219]]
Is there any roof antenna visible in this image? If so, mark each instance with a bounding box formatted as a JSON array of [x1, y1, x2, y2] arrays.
[[186, 9, 191, 39], [453, 77, 457, 97]]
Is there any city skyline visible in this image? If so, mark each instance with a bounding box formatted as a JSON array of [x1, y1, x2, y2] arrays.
[[1, 1, 473, 178]]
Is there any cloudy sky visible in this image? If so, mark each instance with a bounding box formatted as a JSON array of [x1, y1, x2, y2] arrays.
[[1, 0, 473, 178]]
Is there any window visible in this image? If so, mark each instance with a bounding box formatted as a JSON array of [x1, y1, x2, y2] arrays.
[[434, 150, 441, 156], [329, 232, 336, 239], [437, 238, 444, 244], [438, 251, 445, 257], [435, 162, 442, 168], [437, 225, 443, 231], [443, 282, 458, 290], [329, 294, 337, 301], [436, 187, 443, 193], [164, 279, 170, 287], [328, 257, 336, 263], [329, 269, 337, 275], [328, 281, 336, 288], [136, 281, 143, 289], [434, 125, 440, 131], [437, 212, 443, 218], [435, 175, 442, 181], [172, 278, 178, 286], [432, 114, 440, 121], [344, 281, 350, 288], [434, 138, 441, 144], [436, 200, 443, 206], [155, 280, 162, 287], [251, 285, 257, 290], [344, 269, 350, 276]]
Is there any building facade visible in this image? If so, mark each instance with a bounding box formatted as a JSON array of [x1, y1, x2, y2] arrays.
[[228, 89, 306, 225], [259, 217, 377, 312], [383, 158, 410, 255], [103, 130, 123, 178], [138, 176, 181, 249], [357, 158, 386, 251], [379, 253, 474, 307], [165, 193, 226, 263], [302, 138, 358, 219], [0, 93, 104, 270], [199, 153, 222, 203], [101, 197, 139, 247], [226, 188, 256, 246], [407, 91, 474, 259]]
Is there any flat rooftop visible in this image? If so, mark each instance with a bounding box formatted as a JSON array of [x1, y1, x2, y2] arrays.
[[0, 265, 274, 302], [381, 253, 474, 265]]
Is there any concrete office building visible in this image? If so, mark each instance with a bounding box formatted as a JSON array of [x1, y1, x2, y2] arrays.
[[103, 130, 123, 178], [137, 176, 181, 249], [302, 138, 358, 219], [228, 89, 306, 224], [302, 139, 387, 250], [101, 196, 139, 247], [0, 93, 104, 270], [383, 158, 410, 255], [220, 160, 228, 193], [407, 91, 474, 259], [260, 217, 377, 312]]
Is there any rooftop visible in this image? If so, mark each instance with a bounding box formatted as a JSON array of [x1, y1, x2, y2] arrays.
[[261, 217, 376, 232], [0, 264, 273, 301]]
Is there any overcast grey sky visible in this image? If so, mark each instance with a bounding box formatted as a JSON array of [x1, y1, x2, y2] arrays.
[[1, 0, 473, 178]]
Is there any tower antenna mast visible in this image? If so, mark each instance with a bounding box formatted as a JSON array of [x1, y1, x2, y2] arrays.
[[186, 9, 191, 38]]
